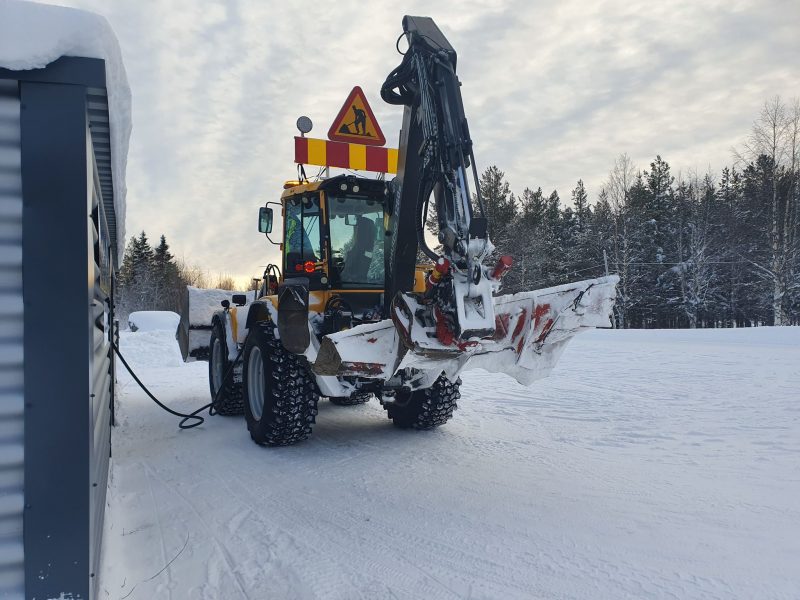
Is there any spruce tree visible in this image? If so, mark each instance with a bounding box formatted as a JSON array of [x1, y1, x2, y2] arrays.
[[571, 180, 589, 233], [478, 166, 517, 247]]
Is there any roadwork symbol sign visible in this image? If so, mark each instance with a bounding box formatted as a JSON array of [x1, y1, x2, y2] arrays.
[[327, 86, 386, 146]]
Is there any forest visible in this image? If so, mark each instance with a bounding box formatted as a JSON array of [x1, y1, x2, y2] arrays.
[[477, 97, 799, 328]]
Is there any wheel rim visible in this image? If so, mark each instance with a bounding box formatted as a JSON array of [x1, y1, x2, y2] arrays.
[[247, 346, 265, 421], [211, 337, 224, 393]]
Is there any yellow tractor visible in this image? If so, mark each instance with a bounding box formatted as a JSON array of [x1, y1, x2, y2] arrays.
[[180, 16, 618, 446]]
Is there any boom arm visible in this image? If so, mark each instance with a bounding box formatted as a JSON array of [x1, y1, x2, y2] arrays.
[[381, 16, 497, 340], [313, 16, 618, 388]]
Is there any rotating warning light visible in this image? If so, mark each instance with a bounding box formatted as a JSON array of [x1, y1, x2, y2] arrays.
[[303, 260, 316, 273]]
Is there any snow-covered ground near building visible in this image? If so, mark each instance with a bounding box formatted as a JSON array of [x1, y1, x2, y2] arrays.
[[128, 310, 180, 333], [100, 326, 800, 600]]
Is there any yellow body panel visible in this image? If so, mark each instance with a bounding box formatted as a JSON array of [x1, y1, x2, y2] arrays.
[[264, 273, 427, 313], [413, 269, 427, 293], [281, 179, 323, 199], [230, 307, 239, 341]]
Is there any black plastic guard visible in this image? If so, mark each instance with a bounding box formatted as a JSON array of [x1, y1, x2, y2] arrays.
[[277, 278, 310, 354]]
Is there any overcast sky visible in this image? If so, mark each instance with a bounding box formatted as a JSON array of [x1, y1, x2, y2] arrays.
[[55, 0, 799, 284]]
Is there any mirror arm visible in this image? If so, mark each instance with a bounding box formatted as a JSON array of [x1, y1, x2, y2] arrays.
[[265, 201, 282, 244]]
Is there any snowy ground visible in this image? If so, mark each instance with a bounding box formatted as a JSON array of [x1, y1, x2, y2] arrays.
[[99, 326, 800, 600]]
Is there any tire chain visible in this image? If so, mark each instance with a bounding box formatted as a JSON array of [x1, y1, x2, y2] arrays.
[[210, 322, 245, 416], [329, 392, 372, 406], [249, 323, 319, 446], [385, 375, 461, 429]]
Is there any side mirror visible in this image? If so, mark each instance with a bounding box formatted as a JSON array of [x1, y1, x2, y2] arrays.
[[258, 206, 273, 234], [232, 294, 247, 307]]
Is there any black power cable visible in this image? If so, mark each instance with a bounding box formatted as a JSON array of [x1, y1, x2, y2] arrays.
[[111, 339, 246, 429]]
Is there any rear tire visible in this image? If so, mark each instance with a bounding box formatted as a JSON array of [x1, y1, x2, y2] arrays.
[[208, 320, 244, 416], [383, 374, 460, 429], [243, 322, 319, 446], [329, 392, 371, 406]]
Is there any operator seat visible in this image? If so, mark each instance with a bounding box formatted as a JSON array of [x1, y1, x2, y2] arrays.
[[342, 216, 376, 282]]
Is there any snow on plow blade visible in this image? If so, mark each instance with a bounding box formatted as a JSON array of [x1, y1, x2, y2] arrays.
[[314, 275, 619, 386]]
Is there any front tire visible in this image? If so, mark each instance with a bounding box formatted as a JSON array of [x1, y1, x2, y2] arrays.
[[208, 320, 244, 416], [383, 374, 460, 429], [243, 322, 319, 446]]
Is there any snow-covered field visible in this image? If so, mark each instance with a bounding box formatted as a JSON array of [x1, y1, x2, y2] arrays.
[[100, 326, 800, 600]]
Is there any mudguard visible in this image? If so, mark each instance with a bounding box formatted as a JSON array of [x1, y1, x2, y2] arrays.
[[277, 278, 310, 354]]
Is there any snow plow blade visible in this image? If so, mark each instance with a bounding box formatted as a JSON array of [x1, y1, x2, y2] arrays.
[[178, 286, 251, 361], [314, 275, 619, 385]]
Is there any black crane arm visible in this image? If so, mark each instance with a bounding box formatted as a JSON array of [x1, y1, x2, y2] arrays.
[[381, 16, 494, 339]]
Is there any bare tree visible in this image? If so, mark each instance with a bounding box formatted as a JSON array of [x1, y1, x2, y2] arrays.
[[214, 274, 237, 291], [606, 154, 639, 328], [785, 100, 800, 321], [735, 96, 799, 325]]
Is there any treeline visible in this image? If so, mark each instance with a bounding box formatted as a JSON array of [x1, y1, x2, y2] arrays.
[[116, 231, 239, 321], [479, 97, 800, 328]]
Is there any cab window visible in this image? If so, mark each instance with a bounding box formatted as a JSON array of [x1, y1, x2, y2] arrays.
[[284, 194, 321, 274], [328, 195, 384, 287]]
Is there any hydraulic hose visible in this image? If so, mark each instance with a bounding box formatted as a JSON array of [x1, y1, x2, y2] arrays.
[[416, 180, 439, 262], [111, 339, 246, 429]]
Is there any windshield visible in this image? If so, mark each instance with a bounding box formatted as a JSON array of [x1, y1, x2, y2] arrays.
[[328, 195, 384, 287]]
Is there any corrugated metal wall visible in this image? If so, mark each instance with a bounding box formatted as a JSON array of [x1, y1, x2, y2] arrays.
[[89, 133, 113, 594], [0, 79, 24, 597]]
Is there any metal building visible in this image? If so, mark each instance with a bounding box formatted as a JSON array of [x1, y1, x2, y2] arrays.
[[0, 56, 121, 600]]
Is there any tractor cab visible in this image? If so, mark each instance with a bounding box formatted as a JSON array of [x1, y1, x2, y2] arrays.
[[280, 174, 387, 290], [258, 174, 391, 328]]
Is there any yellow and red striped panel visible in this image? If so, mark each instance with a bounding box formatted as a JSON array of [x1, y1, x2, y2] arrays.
[[294, 137, 398, 174]]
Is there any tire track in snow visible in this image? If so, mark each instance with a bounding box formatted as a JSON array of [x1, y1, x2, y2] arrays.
[[146, 453, 369, 598], [142, 461, 173, 600], [143, 463, 252, 600]]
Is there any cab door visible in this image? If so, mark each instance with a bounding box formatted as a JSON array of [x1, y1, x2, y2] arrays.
[[283, 192, 326, 290]]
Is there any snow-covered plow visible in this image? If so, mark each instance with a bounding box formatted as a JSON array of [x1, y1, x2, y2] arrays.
[[314, 275, 619, 387], [178, 286, 251, 361]]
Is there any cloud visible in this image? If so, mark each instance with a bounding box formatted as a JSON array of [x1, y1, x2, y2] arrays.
[[52, 0, 799, 282]]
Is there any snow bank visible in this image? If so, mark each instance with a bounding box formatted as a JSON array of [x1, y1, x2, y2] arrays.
[[0, 0, 131, 258], [118, 330, 183, 369], [128, 311, 180, 333]]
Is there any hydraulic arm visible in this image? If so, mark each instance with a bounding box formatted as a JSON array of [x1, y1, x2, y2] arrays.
[[381, 16, 500, 341]]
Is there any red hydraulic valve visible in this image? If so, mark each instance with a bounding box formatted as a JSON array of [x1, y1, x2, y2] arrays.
[[491, 255, 513, 279], [426, 256, 451, 291]]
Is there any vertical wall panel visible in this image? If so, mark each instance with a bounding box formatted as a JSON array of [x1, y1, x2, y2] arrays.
[[88, 146, 112, 597], [0, 79, 24, 598], [21, 79, 93, 600]]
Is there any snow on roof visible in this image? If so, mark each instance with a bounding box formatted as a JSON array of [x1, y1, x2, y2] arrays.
[[0, 0, 131, 259]]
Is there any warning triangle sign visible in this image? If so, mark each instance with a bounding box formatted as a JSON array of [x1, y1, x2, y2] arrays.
[[327, 86, 386, 146]]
